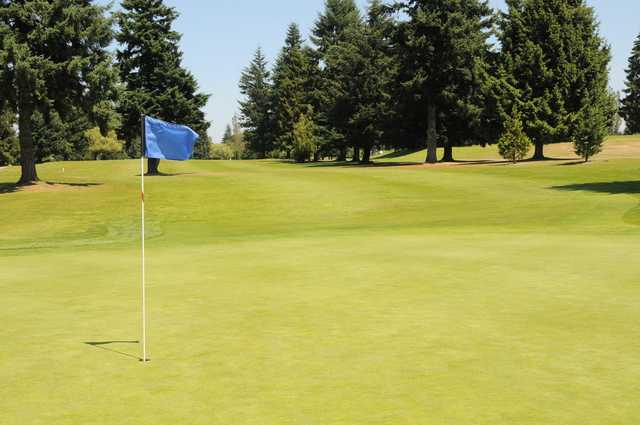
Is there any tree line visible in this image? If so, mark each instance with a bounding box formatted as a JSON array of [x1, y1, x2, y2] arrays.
[[2, 0, 640, 185], [0, 0, 209, 183], [236, 0, 630, 164]]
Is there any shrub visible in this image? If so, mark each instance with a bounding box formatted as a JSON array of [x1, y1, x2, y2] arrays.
[[85, 127, 125, 160]]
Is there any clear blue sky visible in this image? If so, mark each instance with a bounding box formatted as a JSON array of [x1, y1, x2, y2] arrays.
[[124, 0, 640, 142]]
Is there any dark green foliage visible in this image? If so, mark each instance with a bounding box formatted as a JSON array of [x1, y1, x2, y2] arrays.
[[116, 0, 210, 158], [0, 0, 117, 183], [337, 0, 396, 163], [621, 33, 640, 135], [32, 109, 91, 162], [271, 24, 312, 157], [222, 124, 233, 143], [393, 0, 494, 163], [572, 93, 611, 162], [239, 48, 273, 158], [499, 0, 612, 160], [312, 0, 363, 161], [0, 109, 18, 166]]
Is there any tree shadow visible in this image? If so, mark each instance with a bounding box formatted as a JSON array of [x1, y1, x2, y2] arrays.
[[137, 172, 195, 177], [0, 183, 20, 194], [0, 181, 102, 194], [84, 341, 141, 361], [551, 181, 640, 195], [374, 149, 423, 160], [301, 161, 422, 168]]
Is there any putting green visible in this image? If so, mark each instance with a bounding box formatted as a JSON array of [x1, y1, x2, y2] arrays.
[[1, 140, 639, 424]]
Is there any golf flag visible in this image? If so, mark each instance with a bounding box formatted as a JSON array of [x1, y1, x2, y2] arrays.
[[144, 116, 199, 161]]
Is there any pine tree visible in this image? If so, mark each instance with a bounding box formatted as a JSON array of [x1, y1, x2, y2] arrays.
[[498, 111, 531, 163], [347, 0, 396, 163], [621, 33, 640, 135], [271, 24, 311, 157], [0, 109, 18, 166], [222, 124, 233, 143], [239, 48, 273, 158], [116, 0, 210, 173], [0, 0, 116, 183], [394, 0, 493, 163], [499, 0, 612, 160], [312, 0, 363, 161], [572, 94, 610, 162]]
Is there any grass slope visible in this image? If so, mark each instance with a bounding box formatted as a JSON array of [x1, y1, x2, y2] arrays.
[[1, 139, 639, 424]]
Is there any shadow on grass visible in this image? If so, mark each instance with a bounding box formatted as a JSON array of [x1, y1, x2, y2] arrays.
[[374, 149, 424, 160], [84, 341, 140, 361], [0, 181, 102, 195], [301, 161, 421, 168], [551, 181, 640, 195], [138, 172, 195, 177]]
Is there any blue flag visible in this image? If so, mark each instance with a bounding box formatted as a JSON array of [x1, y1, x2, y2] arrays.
[[144, 116, 199, 161]]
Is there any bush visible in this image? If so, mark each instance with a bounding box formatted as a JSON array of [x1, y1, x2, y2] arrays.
[[498, 112, 531, 164], [209, 143, 234, 160], [85, 127, 126, 160], [292, 113, 317, 163]]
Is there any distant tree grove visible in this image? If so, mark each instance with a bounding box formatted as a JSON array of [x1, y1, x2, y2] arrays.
[[237, 0, 621, 164], [0, 0, 210, 182], [0, 0, 635, 182]]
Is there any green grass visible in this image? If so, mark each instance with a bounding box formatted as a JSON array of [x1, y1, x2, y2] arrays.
[[1, 139, 639, 424]]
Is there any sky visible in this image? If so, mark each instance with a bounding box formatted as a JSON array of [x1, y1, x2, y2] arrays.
[[122, 0, 640, 142]]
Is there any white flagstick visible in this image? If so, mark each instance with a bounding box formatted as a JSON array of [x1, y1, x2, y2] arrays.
[[141, 115, 148, 363]]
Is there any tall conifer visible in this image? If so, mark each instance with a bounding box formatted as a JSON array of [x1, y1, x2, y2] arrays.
[[239, 48, 273, 158], [621, 33, 640, 135], [499, 0, 612, 160], [0, 0, 116, 183], [116, 0, 210, 171]]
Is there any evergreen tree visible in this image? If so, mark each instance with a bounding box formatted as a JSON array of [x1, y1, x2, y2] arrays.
[[32, 109, 91, 162], [292, 112, 317, 163], [222, 124, 233, 143], [271, 24, 311, 157], [116, 0, 210, 173], [497, 111, 531, 163], [0, 109, 18, 166], [572, 94, 610, 162], [393, 0, 493, 163], [312, 0, 363, 162], [621, 33, 640, 135], [345, 0, 396, 163], [499, 0, 612, 160], [239, 48, 273, 158], [0, 0, 116, 183]]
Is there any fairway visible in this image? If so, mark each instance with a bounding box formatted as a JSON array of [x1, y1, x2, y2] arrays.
[[1, 141, 639, 424]]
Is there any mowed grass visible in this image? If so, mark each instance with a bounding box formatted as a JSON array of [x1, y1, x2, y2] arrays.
[[1, 137, 639, 424]]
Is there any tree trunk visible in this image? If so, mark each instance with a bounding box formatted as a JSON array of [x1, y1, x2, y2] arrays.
[[352, 145, 360, 162], [147, 158, 160, 175], [532, 141, 545, 160], [17, 84, 38, 185], [441, 144, 454, 162], [313, 150, 321, 162], [337, 146, 347, 162], [361, 146, 372, 163], [425, 102, 438, 164]]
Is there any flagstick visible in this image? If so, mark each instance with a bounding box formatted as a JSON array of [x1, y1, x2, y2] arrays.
[[141, 115, 148, 363]]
